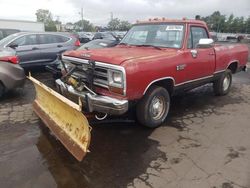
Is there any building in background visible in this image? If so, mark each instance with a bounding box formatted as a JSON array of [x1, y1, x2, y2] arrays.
[[0, 19, 45, 32]]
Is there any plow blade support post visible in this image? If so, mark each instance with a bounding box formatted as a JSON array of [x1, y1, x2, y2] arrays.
[[28, 76, 91, 161]]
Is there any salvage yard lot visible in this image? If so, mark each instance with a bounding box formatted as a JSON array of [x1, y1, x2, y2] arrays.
[[0, 66, 249, 188]]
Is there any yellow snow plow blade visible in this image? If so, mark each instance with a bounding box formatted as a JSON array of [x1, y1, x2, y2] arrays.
[[28, 75, 91, 161]]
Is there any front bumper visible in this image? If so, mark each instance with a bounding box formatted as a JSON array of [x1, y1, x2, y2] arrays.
[[55, 79, 129, 115]]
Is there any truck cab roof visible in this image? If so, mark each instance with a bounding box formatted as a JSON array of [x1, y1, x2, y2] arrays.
[[135, 18, 206, 26]]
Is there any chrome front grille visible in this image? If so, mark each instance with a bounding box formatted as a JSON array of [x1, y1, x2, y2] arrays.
[[68, 59, 109, 89]]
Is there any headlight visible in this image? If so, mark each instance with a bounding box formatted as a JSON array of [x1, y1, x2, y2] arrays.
[[108, 70, 123, 87], [112, 71, 122, 84]]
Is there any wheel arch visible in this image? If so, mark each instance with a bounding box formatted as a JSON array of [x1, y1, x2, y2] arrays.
[[227, 60, 239, 74], [143, 77, 175, 96]]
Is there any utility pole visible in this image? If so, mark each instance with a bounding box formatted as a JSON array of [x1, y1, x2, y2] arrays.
[[110, 12, 113, 21], [81, 7, 84, 31], [55, 15, 61, 31]]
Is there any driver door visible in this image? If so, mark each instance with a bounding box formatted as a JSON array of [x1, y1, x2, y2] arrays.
[[183, 26, 215, 81]]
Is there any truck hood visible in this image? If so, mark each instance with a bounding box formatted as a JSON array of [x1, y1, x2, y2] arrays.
[[63, 46, 178, 65]]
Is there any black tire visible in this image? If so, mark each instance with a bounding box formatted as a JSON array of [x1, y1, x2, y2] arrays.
[[0, 82, 5, 98], [213, 69, 232, 96], [136, 86, 170, 128]]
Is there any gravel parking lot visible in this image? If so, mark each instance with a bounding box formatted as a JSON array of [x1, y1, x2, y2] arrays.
[[0, 65, 250, 188]]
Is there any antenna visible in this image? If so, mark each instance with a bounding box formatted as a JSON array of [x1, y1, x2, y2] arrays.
[[110, 12, 113, 21], [81, 7, 84, 31]]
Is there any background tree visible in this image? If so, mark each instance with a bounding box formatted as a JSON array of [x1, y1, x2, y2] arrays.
[[201, 11, 226, 32], [201, 11, 250, 33], [245, 16, 250, 34], [107, 18, 131, 31], [225, 14, 234, 33], [35, 9, 57, 31], [74, 20, 95, 32], [119, 21, 132, 31], [107, 18, 121, 31]]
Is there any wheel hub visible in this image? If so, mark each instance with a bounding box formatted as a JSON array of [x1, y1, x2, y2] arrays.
[[223, 75, 230, 91], [150, 96, 166, 120]]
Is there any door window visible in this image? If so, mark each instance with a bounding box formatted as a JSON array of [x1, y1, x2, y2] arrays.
[[38, 34, 69, 44], [10, 34, 37, 46], [188, 27, 208, 49]]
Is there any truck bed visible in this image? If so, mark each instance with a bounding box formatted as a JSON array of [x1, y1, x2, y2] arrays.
[[213, 43, 249, 72]]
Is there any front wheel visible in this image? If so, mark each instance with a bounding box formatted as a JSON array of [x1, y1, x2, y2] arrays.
[[136, 86, 170, 128], [213, 69, 232, 96]]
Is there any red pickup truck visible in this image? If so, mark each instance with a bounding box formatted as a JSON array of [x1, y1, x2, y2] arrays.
[[56, 18, 249, 128]]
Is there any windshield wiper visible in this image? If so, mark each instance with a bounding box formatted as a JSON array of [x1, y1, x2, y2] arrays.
[[135, 44, 162, 50], [119, 42, 130, 46]]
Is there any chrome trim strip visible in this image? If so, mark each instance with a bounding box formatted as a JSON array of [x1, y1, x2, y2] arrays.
[[214, 70, 225, 74], [175, 75, 213, 87], [144, 74, 215, 95], [143, 77, 175, 95]]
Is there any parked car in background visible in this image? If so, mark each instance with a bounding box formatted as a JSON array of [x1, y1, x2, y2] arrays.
[[46, 38, 119, 79], [0, 28, 20, 40], [113, 31, 127, 39], [77, 32, 94, 43], [77, 32, 91, 43], [84, 32, 94, 40], [0, 32, 81, 69], [0, 47, 25, 97], [92, 32, 120, 41], [79, 38, 119, 49], [226, 36, 238, 43]]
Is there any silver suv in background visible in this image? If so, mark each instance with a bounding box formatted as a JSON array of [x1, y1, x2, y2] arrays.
[[0, 32, 81, 69]]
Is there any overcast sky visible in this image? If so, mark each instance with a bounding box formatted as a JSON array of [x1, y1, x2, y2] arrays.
[[0, 0, 249, 26]]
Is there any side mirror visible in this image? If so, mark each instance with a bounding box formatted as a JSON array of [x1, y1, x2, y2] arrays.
[[8, 44, 18, 49], [197, 38, 214, 48]]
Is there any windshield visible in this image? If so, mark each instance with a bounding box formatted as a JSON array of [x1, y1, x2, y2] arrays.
[[0, 33, 19, 46], [120, 24, 184, 48]]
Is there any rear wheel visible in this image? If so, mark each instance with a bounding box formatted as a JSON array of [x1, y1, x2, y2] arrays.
[[0, 83, 5, 98], [136, 86, 170, 128], [213, 69, 232, 96]]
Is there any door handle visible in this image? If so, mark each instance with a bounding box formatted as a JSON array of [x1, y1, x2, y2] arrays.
[[32, 47, 39, 50], [190, 49, 198, 58], [208, 52, 215, 55], [57, 45, 63, 48]]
